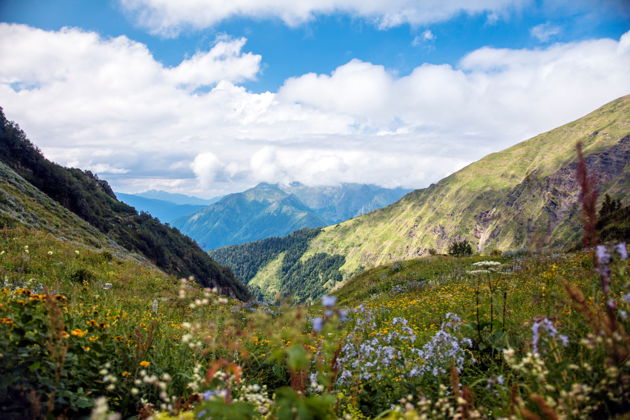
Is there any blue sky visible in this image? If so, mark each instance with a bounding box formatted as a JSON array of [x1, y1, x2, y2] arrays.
[[0, 1, 629, 195], [3, 0, 628, 92]]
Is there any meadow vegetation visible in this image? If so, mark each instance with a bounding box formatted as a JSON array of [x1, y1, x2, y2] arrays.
[[1, 221, 628, 419]]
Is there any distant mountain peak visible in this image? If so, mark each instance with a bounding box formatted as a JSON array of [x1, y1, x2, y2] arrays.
[[174, 182, 410, 250]]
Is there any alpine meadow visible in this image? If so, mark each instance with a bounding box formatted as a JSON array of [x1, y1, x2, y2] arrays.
[[1, 2, 630, 420]]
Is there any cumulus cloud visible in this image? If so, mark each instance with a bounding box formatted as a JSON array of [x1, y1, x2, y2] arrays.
[[530, 22, 562, 42], [1, 23, 629, 197], [119, 0, 527, 35]]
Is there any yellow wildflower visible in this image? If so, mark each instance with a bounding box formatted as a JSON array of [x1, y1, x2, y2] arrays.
[[71, 328, 86, 337], [139, 360, 150, 367]]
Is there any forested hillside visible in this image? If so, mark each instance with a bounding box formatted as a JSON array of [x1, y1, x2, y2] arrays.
[[0, 108, 249, 300], [210, 228, 344, 302]]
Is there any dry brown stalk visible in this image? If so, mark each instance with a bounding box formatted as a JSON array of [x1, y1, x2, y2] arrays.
[[576, 141, 599, 248], [530, 394, 559, 420]]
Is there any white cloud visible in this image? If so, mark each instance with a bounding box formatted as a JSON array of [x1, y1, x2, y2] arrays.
[[1, 23, 630, 198], [191, 152, 224, 187], [412, 29, 435, 46], [119, 0, 528, 36], [166, 37, 261, 88], [530, 22, 562, 42]]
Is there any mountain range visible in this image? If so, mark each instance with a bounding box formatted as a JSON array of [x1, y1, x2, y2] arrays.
[[210, 95, 630, 302], [173, 182, 410, 250]]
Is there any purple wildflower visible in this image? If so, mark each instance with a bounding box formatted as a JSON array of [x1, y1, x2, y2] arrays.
[[596, 245, 611, 265], [312, 317, 324, 332], [532, 317, 567, 354], [616, 243, 628, 260], [322, 295, 336, 307]]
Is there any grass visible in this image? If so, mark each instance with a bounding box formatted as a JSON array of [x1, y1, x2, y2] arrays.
[[1, 222, 629, 418]]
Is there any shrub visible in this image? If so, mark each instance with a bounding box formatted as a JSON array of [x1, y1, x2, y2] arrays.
[[448, 240, 473, 257]]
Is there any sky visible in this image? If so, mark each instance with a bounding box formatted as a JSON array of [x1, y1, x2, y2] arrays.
[[0, 0, 629, 198]]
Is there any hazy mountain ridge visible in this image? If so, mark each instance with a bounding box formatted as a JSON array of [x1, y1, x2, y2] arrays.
[[0, 109, 249, 300], [134, 190, 220, 206], [174, 182, 409, 250], [212, 95, 630, 302], [115, 192, 206, 224]]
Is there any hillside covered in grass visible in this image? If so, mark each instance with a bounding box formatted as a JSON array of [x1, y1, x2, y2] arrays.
[[2, 221, 628, 418], [0, 108, 249, 300], [213, 95, 630, 302]]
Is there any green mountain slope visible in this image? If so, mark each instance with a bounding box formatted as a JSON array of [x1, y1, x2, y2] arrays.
[[213, 95, 630, 302], [0, 108, 249, 300]]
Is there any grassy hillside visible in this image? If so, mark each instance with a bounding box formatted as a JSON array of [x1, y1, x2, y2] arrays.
[[0, 162, 113, 249], [307, 95, 630, 275], [214, 95, 629, 302], [0, 108, 249, 300], [2, 222, 628, 418]]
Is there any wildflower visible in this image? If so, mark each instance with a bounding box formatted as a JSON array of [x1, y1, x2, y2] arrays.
[[131, 388, 139, 395], [203, 390, 219, 400], [74, 250, 80, 255], [595, 245, 611, 265], [616, 243, 628, 260], [311, 317, 324, 332], [103, 283, 112, 290], [70, 328, 86, 338], [322, 295, 336, 307], [472, 261, 501, 267], [139, 360, 150, 367], [121, 371, 131, 377], [0, 317, 13, 325], [47, 250, 53, 255], [152, 299, 158, 314], [531, 318, 568, 354]]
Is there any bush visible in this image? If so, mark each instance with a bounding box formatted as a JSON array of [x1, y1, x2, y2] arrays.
[[70, 268, 95, 284], [448, 240, 473, 257]]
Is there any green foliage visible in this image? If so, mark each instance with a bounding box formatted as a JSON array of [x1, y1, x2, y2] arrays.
[[0, 109, 248, 300], [211, 229, 345, 302], [448, 239, 473, 257]]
